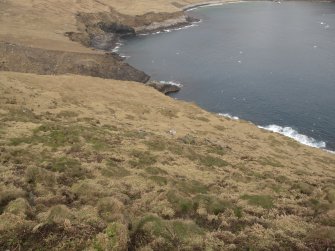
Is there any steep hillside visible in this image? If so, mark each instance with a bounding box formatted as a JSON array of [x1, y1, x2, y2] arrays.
[[0, 0, 212, 81], [0, 72, 334, 250]]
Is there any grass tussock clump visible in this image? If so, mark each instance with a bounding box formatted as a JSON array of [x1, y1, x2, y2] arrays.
[[93, 222, 128, 251], [1, 72, 335, 250], [129, 150, 157, 168], [101, 159, 130, 178], [130, 215, 204, 250], [241, 194, 274, 209]]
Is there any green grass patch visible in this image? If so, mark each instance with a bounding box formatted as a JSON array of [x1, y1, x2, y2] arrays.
[[292, 182, 314, 195], [207, 145, 227, 156], [145, 139, 166, 151], [132, 214, 203, 248], [241, 194, 274, 209], [176, 180, 208, 194], [198, 155, 229, 167], [257, 157, 284, 167], [193, 194, 233, 215], [145, 166, 167, 175], [178, 134, 196, 145], [101, 160, 130, 178], [303, 198, 332, 214], [184, 148, 229, 168], [149, 176, 168, 185], [286, 139, 301, 149], [166, 141, 186, 156], [10, 124, 81, 148], [56, 111, 78, 119], [159, 109, 178, 118], [49, 157, 81, 172], [167, 190, 194, 215], [123, 130, 150, 139], [195, 116, 210, 122], [2, 108, 40, 122], [10, 123, 120, 151], [129, 150, 157, 168]]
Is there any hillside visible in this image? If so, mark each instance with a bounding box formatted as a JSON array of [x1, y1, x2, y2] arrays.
[[0, 72, 335, 250], [1, 0, 335, 250]]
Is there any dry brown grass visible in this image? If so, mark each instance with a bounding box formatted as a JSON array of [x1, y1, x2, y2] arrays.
[[0, 72, 334, 250], [0, 0, 228, 53]]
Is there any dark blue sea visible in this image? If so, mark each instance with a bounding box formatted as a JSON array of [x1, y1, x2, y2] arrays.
[[118, 1, 335, 151]]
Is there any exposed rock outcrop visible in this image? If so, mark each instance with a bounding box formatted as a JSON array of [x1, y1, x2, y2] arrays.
[[146, 81, 181, 94], [0, 42, 149, 82], [67, 9, 198, 50]]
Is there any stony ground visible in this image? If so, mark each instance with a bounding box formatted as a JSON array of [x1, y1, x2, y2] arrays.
[[0, 72, 334, 250]]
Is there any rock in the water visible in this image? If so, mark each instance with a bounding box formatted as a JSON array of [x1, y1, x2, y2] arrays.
[[146, 80, 181, 94]]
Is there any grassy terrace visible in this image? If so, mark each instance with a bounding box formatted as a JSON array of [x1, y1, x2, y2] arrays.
[[0, 72, 335, 250]]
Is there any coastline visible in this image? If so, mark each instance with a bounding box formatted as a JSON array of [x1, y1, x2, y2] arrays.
[[113, 0, 335, 153], [1, 1, 335, 250], [182, 0, 249, 11]]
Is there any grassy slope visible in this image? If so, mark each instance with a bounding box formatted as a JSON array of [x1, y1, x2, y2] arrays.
[[0, 0, 209, 52], [0, 72, 334, 250]]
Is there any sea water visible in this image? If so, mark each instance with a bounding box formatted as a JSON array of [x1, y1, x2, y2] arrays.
[[119, 1, 335, 151]]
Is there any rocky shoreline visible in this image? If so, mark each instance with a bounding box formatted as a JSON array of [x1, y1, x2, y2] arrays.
[[0, 2, 204, 90], [1, 1, 335, 250], [0, 42, 149, 83]]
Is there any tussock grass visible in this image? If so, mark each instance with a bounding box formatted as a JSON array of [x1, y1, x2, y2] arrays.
[[241, 194, 274, 209], [145, 138, 166, 151], [2, 108, 40, 122], [129, 150, 157, 168], [257, 157, 284, 167], [1, 72, 335, 250]]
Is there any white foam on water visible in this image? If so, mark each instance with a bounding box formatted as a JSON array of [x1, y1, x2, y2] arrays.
[[258, 124, 327, 149], [112, 45, 120, 52], [165, 24, 198, 32], [185, 3, 224, 11], [216, 114, 333, 153], [218, 113, 239, 120], [185, 1, 245, 12], [111, 42, 123, 53], [186, 7, 198, 11], [120, 54, 130, 59], [139, 24, 198, 37], [159, 80, 183, 87]]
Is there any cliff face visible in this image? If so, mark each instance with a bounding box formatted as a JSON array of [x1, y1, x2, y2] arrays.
[[67, 9, 193, 50], [0, 42, 150, 82], [0, 0, 199, 80], [0, 72, 334, 250]]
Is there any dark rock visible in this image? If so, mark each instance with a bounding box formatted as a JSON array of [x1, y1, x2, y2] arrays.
[[186, 15, 200, 23], [0, 42, 150, 83], [98, 22, 135, 35], [90, 33, 118, 51], [146, 80, 181, 94]]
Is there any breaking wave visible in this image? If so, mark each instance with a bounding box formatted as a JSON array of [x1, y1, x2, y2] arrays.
[[218, 114, 332, 151], [258, 124, 327, 149], [139, 24, 199, 36], [159, 80, 183, 87], [218, 113, 239, 120]]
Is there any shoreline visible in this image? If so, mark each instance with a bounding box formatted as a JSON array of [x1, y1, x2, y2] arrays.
[[113, 0, 335, 153], [182, 0, 249, 11], [1, 0, 334, 153], [1, 1, 335, 249]]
